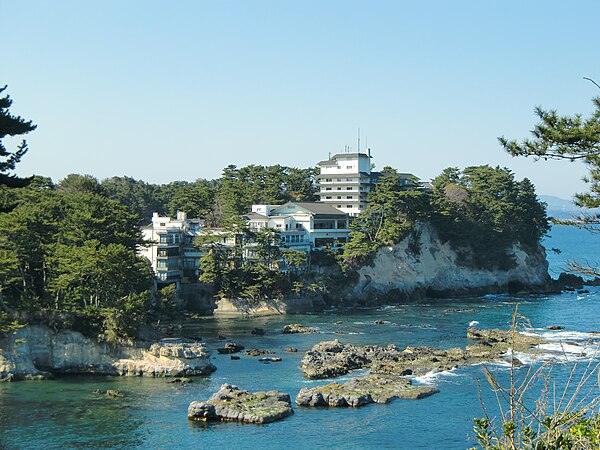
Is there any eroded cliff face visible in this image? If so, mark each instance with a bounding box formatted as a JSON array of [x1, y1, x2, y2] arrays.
[[0, 325, 215, 381], [353, 223, 550, 298]]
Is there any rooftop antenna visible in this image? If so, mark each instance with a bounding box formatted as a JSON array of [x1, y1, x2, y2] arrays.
[[357, 128, 361, 154]]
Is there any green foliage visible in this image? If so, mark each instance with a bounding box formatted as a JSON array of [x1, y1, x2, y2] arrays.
[[344, 165, 547, 271], [217, 264, 290, 304], [215, 164, 318, 226], [430, 165, 549, 270], [281, 249, 308, 274], [500, 95, 600, 208], [165, 178, 216, 223], [344, 167, 429, 265], [57, 174, 104, 196], [0, 184, 154, 341], [100, 176, 163, 225], [0, 85, 36, 188], [0, 310, 25, 336]]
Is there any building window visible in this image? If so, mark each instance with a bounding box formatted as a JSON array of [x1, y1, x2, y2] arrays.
[[337, 205, 342, 208], [336, 178, 342, 182], [326, 187, 332, 190], [346, 187, 352, 190], [325, 178, 332, 182], [159, 222, 166, 227], [347, 205, 352, 208], [347, 196, 353, 199], [346, 165, 352, 169], [159, 234, 173, 244], [326, 196, 332, 199], [337, 187, 342, 190], [337, 196, 341, 199], [346, 178, 352, 181]]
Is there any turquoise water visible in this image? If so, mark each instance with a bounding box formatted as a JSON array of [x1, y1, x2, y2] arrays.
[[2, 225, 600, 449]]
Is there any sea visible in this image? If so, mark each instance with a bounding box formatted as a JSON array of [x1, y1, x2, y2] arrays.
[[2, 224, 600, 450]]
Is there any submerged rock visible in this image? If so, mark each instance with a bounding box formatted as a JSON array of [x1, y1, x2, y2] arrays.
[[187, 384, 294, 424], [282, 324, 316, 334], [94, 389, 125, 398], [296, 374, 438, 407], [167, 377, 192, 384], [258, 357, 282, 363]]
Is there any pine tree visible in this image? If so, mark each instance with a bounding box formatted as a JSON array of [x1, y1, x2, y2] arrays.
[[0, 85, 36, 187]]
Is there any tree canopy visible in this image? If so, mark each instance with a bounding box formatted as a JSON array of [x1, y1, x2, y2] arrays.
[[344, 165, 548, 271], [499, 94, 600, 208], [0, 85, 36, 188]]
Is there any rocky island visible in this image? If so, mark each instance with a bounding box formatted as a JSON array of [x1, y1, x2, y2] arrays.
[[188, 384, 294, 424], [296, 374, 439, 407], [300, 327, 543, 380]]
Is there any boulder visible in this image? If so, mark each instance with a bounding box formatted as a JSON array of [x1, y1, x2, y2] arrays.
[[244, 349, 276, 357], [282, 324, 316, 334], [217, 342, 245, 354], [296, 374, 438, 407], [188, 384, 294, 424]]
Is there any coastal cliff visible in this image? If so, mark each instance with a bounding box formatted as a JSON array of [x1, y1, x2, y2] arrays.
[[351, 223, 550, 299], [0, 325, 215, 381]]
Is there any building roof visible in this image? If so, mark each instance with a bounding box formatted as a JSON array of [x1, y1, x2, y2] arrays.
[[273, 201, 347, 216], [317, 151, 371, 166], [244, 212, 270, 220], [330, 152, 371, 160]]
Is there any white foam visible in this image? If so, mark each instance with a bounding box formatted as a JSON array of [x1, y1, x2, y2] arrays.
[[537, 342, 589, 355], [413, 367, 461, 384]]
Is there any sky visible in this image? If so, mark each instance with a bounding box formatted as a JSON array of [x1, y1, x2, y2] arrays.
[[2, 0, 600, 199]]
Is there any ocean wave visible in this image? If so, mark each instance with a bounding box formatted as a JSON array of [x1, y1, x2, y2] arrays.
[[413, 367, 461, 385], [523, 330, 600, 342]]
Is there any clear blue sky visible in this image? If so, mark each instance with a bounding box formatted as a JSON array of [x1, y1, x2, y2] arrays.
[[3, 0, 599, 199]]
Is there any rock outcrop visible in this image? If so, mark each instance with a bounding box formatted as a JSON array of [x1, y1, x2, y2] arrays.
[[301, 340, 467, 379], [188, 384, 294, 424], [353, 223, 550, 299], [114, 341, 215, 377], [213, 295, 325, 317], [301, 329, 544, 380], [296, 374, 438, 407], [282, 324, 316, 334], [0, 325, 215, 381]]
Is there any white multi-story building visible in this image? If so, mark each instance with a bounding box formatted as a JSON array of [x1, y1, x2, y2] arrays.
[[316, 150, 378, 216], [139, 212, 206, 285], [246, 202, 350, 251]]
